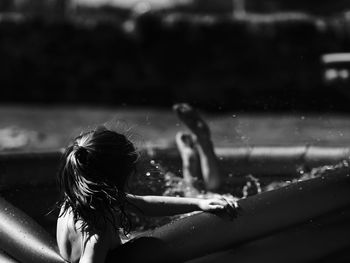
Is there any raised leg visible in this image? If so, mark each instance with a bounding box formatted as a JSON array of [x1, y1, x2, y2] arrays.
[[175, 132, 203, 191], [173, 103, 222, 191]]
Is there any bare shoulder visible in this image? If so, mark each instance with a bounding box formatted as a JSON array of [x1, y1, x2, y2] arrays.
[[57, 205, 122, 262], [79, 230, 110, 263], [57, 206, 83, 263], [79, 217, 123, 263]]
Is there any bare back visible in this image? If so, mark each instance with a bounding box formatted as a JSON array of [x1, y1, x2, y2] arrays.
[[56, 206, 122, 263]]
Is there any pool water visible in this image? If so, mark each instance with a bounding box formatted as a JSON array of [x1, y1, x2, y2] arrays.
[[125, 156, 347, 233], [0, 150, 347, 240]]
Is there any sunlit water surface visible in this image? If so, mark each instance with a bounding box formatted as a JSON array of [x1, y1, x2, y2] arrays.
[[1, 106, 350, 233]]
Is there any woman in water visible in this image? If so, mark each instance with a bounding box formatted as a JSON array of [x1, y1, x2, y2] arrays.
[[56, 108, 237, 263]]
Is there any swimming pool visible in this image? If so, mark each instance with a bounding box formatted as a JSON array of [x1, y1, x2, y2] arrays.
[[1, 146, 349, 235]]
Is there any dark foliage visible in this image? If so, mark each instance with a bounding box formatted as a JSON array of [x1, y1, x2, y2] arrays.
[[1, 12, 350, 111]]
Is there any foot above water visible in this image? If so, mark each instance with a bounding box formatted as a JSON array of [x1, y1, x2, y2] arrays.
[[173, 103, 210, 138]]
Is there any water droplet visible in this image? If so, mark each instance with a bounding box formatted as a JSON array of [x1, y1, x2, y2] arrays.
[[298, 168, 305, 175], [232, 114, 237, 118], [150, 160, 155, 165], [145, 172, 151, 177]]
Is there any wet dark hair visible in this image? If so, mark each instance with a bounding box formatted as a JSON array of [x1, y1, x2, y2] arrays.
[[57, 126, 139, 235]]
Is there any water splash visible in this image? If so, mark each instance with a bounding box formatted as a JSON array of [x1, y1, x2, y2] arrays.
[[131, 156, 350, 231], [242, 174, 262, 198], [264, 159, 349, 192]]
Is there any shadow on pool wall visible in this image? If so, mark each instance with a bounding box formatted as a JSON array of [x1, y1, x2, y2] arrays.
[[1, 11, 350, 111]]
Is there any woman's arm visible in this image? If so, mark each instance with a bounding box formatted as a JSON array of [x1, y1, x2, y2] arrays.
[[126, 194, 237, 217]]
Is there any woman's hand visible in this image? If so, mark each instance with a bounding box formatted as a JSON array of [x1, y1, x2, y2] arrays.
[[198, 197, 239, 218]]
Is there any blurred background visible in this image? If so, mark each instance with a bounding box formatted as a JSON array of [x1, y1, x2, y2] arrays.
[[2, 0, 350, 239], [1, 0, 350, 150]]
